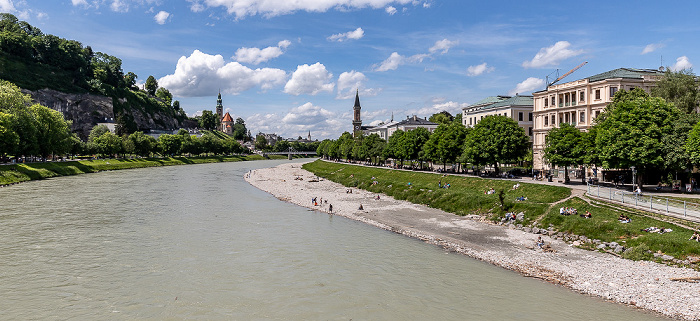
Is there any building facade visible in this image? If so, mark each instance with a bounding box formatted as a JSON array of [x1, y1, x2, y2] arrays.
[[532, 68, 664, 174], [462, 95, 534, 140], [221, 112, 234, 135], [386, 115, 439, 137]]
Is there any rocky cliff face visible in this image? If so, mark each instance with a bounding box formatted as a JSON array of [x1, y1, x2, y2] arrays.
[[23, 88, 113, 139], [23, 88, 181, 139]]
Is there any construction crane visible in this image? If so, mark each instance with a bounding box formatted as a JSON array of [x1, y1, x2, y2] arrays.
[[546, 61, 588, 88]]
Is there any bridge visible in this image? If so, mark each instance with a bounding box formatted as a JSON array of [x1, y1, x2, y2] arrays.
[[261, 147, 317, 159]]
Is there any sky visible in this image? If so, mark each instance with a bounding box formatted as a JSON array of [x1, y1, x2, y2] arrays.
[[1, 0, 698, 139]]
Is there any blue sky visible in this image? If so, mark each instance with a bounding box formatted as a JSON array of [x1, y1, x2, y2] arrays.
[[2, 0, 698, 139]]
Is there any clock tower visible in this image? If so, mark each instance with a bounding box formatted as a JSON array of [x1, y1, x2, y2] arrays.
[[352, 89, 362, 137]]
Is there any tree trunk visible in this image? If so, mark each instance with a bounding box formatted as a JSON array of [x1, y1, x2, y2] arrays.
[[564, 166, 570, 183]]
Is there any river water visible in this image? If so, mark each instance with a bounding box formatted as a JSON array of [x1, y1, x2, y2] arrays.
[[0, 159, 663, 320]]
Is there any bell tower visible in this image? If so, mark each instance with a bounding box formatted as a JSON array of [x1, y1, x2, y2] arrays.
[[352, 89, 362, 137], [216, 91, 223, 131]]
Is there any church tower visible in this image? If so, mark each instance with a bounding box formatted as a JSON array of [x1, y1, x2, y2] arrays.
[[352, 89, 362, 137], [216, 91, 223, 131]]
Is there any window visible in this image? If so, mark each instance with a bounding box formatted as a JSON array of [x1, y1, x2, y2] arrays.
[[504, 112, 507, 117], [551, 96, 555, 106], [518, 112, 523, 121], [544, 98, 548, 107], [528, 127, 533, 136], [580, 111, 585, 123], [579, 91, 584, 101], [551, 115, 555, 125], [564, 113, 569, 123], [544, 115, 549, 126], [610, 87, 618, 98], [595, 89, 601, 100], [595, 111, 600, 118], [469, 118, 472, 125], [529, 112, 533, 121]]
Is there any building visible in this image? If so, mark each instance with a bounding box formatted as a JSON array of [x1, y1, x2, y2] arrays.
[[221, 112, 234, 135], [462, 95, 534, 139], [364, 117, 399, 140], [386, 115, 439, 137], [352, 90, 363, 137], [216, 91, 223, 131], [532, 67, 664, 175]]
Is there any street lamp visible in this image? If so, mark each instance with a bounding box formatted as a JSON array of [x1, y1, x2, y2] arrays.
[[631, 166, 636, 192]]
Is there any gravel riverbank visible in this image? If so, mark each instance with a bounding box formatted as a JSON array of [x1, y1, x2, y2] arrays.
[[245, 162, 700, 320]]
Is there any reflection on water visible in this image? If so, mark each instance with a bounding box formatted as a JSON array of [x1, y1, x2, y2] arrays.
[[0, 159, 663, 320]]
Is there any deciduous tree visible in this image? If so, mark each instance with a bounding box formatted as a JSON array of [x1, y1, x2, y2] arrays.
[[462, 115, 529, 175]]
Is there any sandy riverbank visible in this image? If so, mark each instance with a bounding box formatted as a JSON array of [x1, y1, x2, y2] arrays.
[[245, 162, 700, 320]]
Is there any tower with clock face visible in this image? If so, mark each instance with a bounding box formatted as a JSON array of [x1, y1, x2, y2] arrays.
[[352, 89, 362, 137]]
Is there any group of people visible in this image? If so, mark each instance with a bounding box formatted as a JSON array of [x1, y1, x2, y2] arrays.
[[559, 207, 578, 216], [618, 214, 631, 223], [346, 189, 353, 194], [484, 188, 496, 195]]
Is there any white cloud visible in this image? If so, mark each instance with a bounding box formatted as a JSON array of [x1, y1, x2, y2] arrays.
[[327, 27, 364, 42], [336, 71, 381, 99], [71, 0, 88, 6], [158, 50, 287, 97], [522, 41, 584, 68], [188, 0, 417, 18], [429, 39, 457, 54], [375, 52, 404, 72], [385, 6, 397, 15], [246, 102, 345, 139], [0, 0, 15, 12], [284, 62, 335, 96], [641, 43, 664, 55], [154, 11, 170, 24], [282, 102, 335, 125], [413, 101, 469, 117], [466, 62, 494, 76], [111, 0, 129, 12], [671, 56, 693, 71], [509, 77, 545, 95], [233, 40, 291, 65]]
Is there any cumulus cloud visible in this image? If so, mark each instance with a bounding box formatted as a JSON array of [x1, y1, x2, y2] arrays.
[[233, 40, 291, 65], [374, 52, 428, 72], [412, 100, 469, 117], [0, 0, 15, 12], [284, 63, 335, 96], [327, 28, 364, 42], [466, 62, 494, 76], [71, 0, 88, 6], [336, 71, 380, 99], [282, 102, 335, 125], [245, 102, 345, 139], [158, 50, 287, 97], [429, 39, 457, 54], [186, 0, 418, 18], [671, 56, 693, 71], [508, 77, 545, 95], [641, 43, 664, 55], [154, 11, 170, 24], [385, 6, 397, 14], [522, 41, 583, 68]]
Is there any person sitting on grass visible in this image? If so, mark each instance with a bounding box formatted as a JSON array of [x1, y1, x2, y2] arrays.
[[580, 211, 592, 218], [516, 196, 527, 201], [618, 214, 631, 223], [690, 231, 700, 242]]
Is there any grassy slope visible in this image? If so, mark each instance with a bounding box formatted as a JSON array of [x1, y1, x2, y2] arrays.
[[303, 160, 570, 221], [0, 154, 294, 185], [303, 160, 700, 262]]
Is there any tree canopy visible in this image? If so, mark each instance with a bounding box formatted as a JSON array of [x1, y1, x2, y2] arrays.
[[462, 115, 529, 174], [651, 69, 699, 114]]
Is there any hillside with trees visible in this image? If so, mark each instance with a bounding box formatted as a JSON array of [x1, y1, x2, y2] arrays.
[[0, 13, 186, 138]]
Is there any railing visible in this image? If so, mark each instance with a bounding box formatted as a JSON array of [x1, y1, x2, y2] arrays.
[[587, 184, 700, 220]]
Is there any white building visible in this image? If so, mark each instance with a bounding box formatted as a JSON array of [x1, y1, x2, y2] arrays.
[[462, 95, 534, 140]]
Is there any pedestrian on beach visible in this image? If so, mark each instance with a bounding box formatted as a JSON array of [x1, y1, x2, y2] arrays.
[[329, 204, 333, 213], [358, 204, 364, 210]]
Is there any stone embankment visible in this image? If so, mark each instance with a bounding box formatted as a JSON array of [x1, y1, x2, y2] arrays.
[[246, 162, 700, 320]]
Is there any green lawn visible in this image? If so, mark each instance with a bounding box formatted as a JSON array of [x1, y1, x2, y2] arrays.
[[0, 154, 294, 185], [303, 160, 570, 220]]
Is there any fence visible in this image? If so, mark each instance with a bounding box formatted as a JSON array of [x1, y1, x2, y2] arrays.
[[586, 184, 700, 220]]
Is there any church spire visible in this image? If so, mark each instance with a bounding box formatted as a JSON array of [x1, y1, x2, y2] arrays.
[[352, 89, 362, 138], [354, 89, 361, 108]]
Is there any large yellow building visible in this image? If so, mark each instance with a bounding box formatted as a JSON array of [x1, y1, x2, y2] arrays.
[[532, 68, 664, 178]]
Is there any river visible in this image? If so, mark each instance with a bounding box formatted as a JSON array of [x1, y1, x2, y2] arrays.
[[0, 159, 664, 320]]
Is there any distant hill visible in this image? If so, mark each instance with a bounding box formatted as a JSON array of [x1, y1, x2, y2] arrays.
[[0, 13, 187, 138]]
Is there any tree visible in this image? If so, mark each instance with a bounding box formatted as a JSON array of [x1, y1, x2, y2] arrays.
[[255, 134, 268, 151], [651, 69, 699, 114], [145, 75, 158, 96], [595, 90, 680, 188], [156, 87, 173, 106], [385, 129, 405, 163], [429, 111, 453, 124], [158, 134, 182, 156], [0, 112, 19, 160], [88, 124, 110, 143], [273, 140, 290, 152], [172, 100, 180, 111], [124, 72, 137, 89], [114, 112, 137, 136], [462, 115, 529, 175], [127, 131, 154, 157], [543, 123, 584, 183], [31, 104, 72, 159], [424, 123, 468, 170], [686, 120, 700, 166], [199, 110, 218, 131], [233, 117, 247, 140], [402, 127, 431, 163], [93, 131, 122, 157]]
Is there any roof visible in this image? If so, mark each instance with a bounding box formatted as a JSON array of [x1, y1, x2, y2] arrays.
[[222, 112, 233, 122], [586, 68, 664, 83], [471, 95, 510, 107], [394, 115, 438, 126], [471, 95, 533, 112]]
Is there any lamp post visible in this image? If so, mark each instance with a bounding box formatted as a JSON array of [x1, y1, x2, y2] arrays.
[[631, 166, 636, 192]]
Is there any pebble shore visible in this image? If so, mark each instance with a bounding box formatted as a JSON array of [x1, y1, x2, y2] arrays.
[[245, 162, 700, 320]]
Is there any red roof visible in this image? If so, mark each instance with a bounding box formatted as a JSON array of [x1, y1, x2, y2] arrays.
[[222, 112, 233, 122]]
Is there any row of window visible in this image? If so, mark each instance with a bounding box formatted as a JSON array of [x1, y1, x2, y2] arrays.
[[466, 112, 533, 125], [542, 87, 620, 107], [542, 110, 602, 126]]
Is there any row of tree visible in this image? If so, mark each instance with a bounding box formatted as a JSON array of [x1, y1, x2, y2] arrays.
[[317, 115, 530, 174]]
